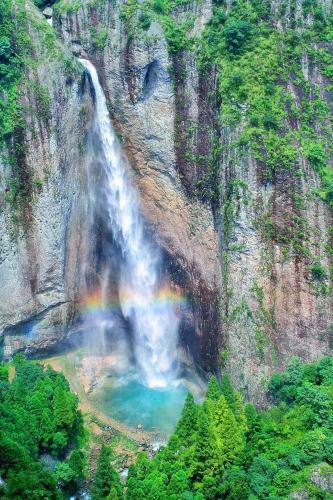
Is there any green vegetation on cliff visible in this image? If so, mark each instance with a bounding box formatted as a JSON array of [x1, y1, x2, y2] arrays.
[[0, 0, 80, 212], [125, 357, 333, 499], [198, 0, 333, 210], [0, 356, 85, 498], [0, 0, 29, 145]]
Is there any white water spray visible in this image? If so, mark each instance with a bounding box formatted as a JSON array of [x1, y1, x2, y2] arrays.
[[81, 59, 179, 388]]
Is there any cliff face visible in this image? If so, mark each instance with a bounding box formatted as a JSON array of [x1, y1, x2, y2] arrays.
[[214, 1, 333, 402], [54, 0, 222, 371], [1, 0, 333, 400], [52, 0, 333, 399], [0, 1, 94, 356]]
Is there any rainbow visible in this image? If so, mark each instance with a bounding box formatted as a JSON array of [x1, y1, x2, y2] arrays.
[[80, 285, 188, 315]]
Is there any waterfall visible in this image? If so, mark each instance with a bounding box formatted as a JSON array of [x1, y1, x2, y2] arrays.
[[80, 59, 179, 388]]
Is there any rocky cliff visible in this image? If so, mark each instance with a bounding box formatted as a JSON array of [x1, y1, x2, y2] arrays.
[[53, 0, 222, 372], [52, 0, 333, 400], [1, 0, 333, 401], [0, 0, 94, 356]]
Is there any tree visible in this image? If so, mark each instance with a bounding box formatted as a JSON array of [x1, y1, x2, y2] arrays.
[[51, 431, 68, 455], [223, 20, 253, 52], [55, 462, 76, 489], [0, 363, 9, 381], [244, 403, 261, 438], [205, 376, 221, 403], [0, 357, 84, 498], [127, 452, 150, 481], [220, 374, 236, 410], [4, 466, 59, 500], [55, 451, 85, 496], [175, 393, 198, 447], [214, 395, 244, 466], [233, 392, 248, 433], [68, 449, 85, 480], [248, 456, 278, 498], [92, 445, 123, 500], [53, 387, 77, 429], [191, 407, 219, 487], [0, 37, 11, 62], [166, 467, 190, 496], [221, 466, 250, 499]]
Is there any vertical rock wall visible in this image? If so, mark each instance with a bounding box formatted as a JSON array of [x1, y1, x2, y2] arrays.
[[53, 0, 333, 400], [0, 2, 94, 356], [1, 0, 332, 401], [54, 0, 222, 371]]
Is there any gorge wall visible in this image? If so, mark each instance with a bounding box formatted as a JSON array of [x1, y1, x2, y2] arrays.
[[53, 0, 222, 374], [1, 0, 333, 401], [0, 2, 94, 356]]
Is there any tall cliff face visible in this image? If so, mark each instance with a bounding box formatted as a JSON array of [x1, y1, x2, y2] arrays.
[[1, 0, 333, 400], [54, 0, 222, 371], [52, 0, 333, 399], [0, 0, 94, 356], [211, 0, 333, 402]]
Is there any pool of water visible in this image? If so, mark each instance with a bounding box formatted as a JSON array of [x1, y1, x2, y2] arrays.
[[89, 375, 188, 433]]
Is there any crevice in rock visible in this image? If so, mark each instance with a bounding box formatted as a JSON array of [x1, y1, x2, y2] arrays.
[[140, 60, 159, 101]]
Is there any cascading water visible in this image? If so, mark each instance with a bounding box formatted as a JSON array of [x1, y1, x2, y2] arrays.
[[81, 59, 179, 388]]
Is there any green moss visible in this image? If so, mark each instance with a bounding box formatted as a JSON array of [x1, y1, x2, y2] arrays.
[[4, 177, 20, 205], [220, 348, 230, 366], [34, 177, 43, 190], [310, 261, 328, 281], [121, 0, 195, 53], [196, 0, 333, 220], [1, 0, 79, 216], [222, 179, 248, 241], [31, 81, 51, 122]]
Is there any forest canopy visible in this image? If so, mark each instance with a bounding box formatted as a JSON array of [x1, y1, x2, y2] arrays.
[[125, 357, 333, 499], [2, 355, 333, 498], [0, 355, 85, 499]]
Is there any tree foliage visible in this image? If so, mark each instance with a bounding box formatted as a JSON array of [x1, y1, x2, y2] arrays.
[[0, 356, 84, 498], [92, 445, 123, 500], [125, 357, 333, 499]]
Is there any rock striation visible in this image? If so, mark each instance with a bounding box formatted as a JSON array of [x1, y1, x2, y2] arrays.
[[54, 0, 222, 371]]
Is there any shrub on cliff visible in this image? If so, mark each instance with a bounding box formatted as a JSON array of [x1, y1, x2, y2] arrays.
[[223, 20, 253, 52]]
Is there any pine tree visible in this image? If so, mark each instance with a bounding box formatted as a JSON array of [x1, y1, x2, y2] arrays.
[[220, 374, 236, 410], [205, 376, 221, 403], [191, 407, 219, 486], [202, 398, 216, 435], [233, 392, 248, 433], [166, 467, 190, 496], [53, 386, 76, 430], [244, 403, 261, 437], [175, 393, 198, 447], [68, 449, 85, 480], [214, 395, 244, 466], [108, 487, 120, 499], [91, 445, 123, 500]]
